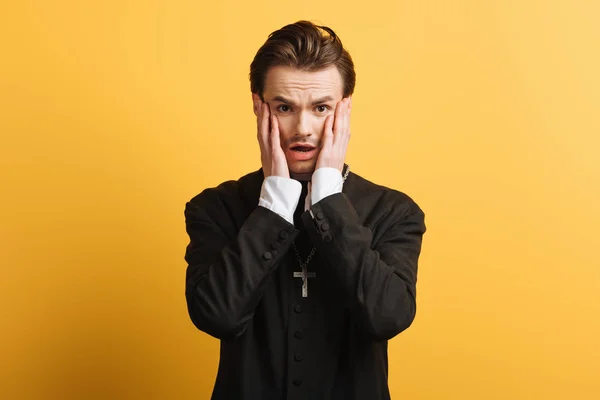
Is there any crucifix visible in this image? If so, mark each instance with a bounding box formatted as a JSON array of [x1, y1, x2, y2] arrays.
[[293, 263, 317, 298]]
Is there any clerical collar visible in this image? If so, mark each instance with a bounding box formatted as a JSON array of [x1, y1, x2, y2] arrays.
[[289, 164, 349, 182], [290, 172, 312, 182]]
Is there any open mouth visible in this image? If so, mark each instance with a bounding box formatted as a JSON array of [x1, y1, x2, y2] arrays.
[[291, 145, 316, 152], [288, 144, 317, 161]]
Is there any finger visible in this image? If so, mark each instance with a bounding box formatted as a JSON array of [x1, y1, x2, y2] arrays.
[[333, 99, 348, 146], [256, 98, 263, 122], [342, 98, 349, 137], [344, 97, 351, 136], [333, 100, 344, 136], [322, 114, 334, 148], [270, 114, 281, 151], [332, 100, 343, 146], [256, 100, 264, 151], [342, 98, 351, 145], [259, 102, 270, 150], [335, 100, 350, 153]]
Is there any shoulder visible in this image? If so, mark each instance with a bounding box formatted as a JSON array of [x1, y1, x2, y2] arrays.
[[346, 171, 424, 219], [187, 169, 263, 212]]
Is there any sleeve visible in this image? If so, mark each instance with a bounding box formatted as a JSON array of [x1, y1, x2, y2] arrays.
[[310, 167, 343, 205], [184, 193, 300, 340], [300, 192, 426, 342], [258, 176, 302, 225]]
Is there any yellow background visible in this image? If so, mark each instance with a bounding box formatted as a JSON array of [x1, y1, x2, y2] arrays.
[[1, 0, 599, 399]]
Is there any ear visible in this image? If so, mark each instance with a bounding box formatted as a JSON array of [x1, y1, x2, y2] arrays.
[[252, 93, 261, 117]]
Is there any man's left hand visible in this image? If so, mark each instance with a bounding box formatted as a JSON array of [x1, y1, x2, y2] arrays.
[[315, 96, 352, 172]]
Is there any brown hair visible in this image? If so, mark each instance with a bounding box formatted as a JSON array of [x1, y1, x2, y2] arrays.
[[249, 20, 356, 99]]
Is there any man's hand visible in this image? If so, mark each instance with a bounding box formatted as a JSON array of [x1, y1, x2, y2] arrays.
[[315, 97, 352, 172], [256, 98, 289, 178]]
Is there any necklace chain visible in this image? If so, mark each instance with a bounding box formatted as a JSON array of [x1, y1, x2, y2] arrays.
[[292, 164, 350, 267]]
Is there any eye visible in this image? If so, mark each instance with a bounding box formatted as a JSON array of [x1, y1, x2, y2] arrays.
[[316, 105, 330, 113], [277, 105, 291, 112]]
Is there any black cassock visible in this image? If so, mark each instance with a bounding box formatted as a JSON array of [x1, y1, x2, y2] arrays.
[[184, 167, 426, 400]]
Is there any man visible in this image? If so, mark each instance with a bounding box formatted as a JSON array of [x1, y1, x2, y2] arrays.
[[184, 20, 426, 400]]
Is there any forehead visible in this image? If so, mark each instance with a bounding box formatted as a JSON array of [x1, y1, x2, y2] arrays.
[[263, 65, 343, 101]]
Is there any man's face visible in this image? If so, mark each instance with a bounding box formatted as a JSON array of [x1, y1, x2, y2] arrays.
[[253, 65, 345, 176]]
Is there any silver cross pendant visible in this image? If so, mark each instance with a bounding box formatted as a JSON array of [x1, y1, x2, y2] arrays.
[[293, 263, 317, 298]]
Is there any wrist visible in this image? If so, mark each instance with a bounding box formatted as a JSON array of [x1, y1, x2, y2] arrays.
[[258, 176, 302, 225], [311, 168, 344, 205]]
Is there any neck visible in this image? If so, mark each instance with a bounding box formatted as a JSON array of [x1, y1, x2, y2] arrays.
[[288, 164, 349, 182], [290, 172, 313, 182]]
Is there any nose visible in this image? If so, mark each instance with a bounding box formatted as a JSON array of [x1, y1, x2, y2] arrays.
[[295, 111, 312, 138]]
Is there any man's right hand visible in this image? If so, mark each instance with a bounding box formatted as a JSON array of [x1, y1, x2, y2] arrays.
[[255, 97, 289, 179]]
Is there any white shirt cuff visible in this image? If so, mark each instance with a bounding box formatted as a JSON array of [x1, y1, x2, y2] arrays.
[[311, 167, 344, 205], [258, 176, 302, 225]]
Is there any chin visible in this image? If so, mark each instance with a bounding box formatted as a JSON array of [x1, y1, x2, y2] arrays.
[[288, 161, 317, 176]]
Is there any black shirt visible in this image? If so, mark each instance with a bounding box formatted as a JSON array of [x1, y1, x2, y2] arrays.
[[184, 169, 426, 399]]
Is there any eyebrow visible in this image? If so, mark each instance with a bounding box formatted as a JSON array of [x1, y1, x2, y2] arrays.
[[271, 95, 335, 106]]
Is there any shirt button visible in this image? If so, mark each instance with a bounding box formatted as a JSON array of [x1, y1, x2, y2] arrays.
[[294, 304, 302, 313], [320, 222, 330, 231], [316, 211, 324, 220], [323, 234, 332, 243], [294, 330, 303, 339], [263, 251, 272, 260], [294, 353, 303, 362], [293, 379, 302, 387], [279, 231, 289, 239]]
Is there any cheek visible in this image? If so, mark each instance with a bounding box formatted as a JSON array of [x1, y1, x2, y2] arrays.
[[310, 115, 327, 129], [312, 116, 328, 135], [276, 119, 292, 137]]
